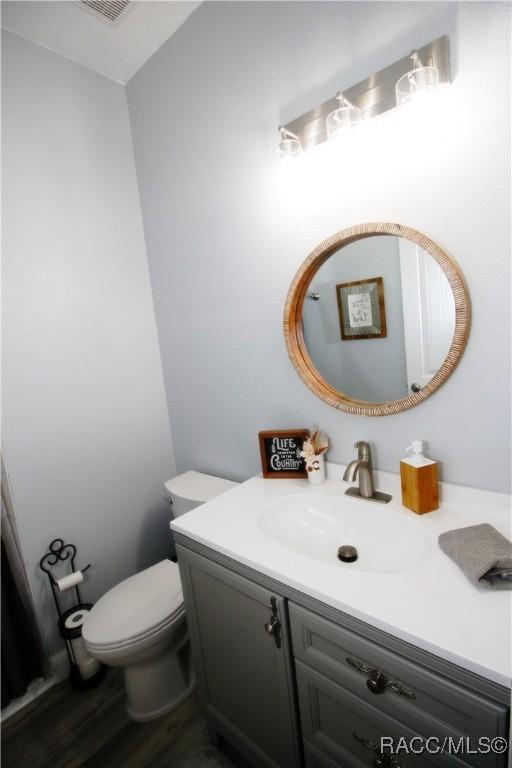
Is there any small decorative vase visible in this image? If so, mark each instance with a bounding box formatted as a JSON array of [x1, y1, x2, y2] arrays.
[[305, 453, 326, 485]]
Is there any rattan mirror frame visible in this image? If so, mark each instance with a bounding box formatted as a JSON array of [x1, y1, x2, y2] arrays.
[[283, 223, 471, 416]]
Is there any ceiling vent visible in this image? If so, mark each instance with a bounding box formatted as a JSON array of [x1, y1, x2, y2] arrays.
[[80, 0, 131, 24]]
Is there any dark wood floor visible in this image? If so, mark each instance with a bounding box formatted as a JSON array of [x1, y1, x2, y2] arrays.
[[1, 669, 211, 768]]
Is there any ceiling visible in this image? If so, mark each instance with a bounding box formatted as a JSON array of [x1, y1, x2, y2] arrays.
[[1, 0, 201, 84]]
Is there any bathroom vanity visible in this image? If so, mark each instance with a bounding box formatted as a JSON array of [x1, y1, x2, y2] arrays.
[[172, 471, 511, 768]]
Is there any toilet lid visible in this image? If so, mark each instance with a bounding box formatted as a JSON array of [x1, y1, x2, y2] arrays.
[[83, 560, 183, 648]]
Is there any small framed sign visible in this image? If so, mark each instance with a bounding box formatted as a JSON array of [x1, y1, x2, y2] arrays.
[[336, 276, 387, 340], [258, 430, 309, 479]]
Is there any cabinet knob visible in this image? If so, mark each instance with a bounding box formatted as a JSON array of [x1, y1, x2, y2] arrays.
[[353, 733, 407, 768], [366, 669, 389, 694], [264, 620, 278, 635], [374, 754, 401, 768], [346, 657, 416, 701], [264, 597, 281, 649], [411, 382, 421, 393]]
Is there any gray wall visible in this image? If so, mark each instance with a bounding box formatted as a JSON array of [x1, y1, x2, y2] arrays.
[[303, 237, 408, 402], [2, 30, 176, 654], [127, 1, 511, 493]]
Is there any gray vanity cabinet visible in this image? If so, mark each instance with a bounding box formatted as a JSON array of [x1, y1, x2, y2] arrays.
[[176, 546, 302, 768], [176, 542, 509, 768]]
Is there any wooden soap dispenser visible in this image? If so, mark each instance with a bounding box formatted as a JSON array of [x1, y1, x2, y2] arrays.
[[400, 441, 439, 514]]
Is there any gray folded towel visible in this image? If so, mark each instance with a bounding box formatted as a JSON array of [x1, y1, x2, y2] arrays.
[[438, 523, 512, 590]]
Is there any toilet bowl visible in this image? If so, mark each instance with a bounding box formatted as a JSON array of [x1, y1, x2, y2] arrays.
[[82, 471, 238, 722], [83, 559, 191, 721]]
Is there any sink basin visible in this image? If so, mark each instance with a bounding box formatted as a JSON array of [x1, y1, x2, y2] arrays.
[[258, 494, 433, 574]]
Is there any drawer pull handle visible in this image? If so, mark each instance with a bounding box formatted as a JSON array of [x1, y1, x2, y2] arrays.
[[353, 732, 407, 768], [347, 657, 416, 701], [367, 669, 388, 694], [264, 596, 281, 649]]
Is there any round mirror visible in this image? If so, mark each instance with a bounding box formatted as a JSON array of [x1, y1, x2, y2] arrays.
[[284, 223, 470, 416]]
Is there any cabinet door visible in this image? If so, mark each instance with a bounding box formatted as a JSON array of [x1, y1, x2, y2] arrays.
[[177, 545, 301, 768]]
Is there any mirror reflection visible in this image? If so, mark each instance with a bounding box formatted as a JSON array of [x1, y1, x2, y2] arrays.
[[302, 236, 456, 403]]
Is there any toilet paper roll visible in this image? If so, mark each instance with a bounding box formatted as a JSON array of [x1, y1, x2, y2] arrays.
[[64, 608, 100, 680], [64, 609, 88, 630], [67, 633, 101, 679], [77, 655, 101, 681], [69, 634, 91, 667], [55, 571, 84, 592], [70, 636, 100, 678]]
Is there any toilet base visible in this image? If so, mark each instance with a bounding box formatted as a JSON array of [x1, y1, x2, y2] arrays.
[[123, 631, 195, 722], [127, 677, 196, 722]]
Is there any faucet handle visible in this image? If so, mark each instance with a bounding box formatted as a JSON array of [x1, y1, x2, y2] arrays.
[[354, 441, 371, 459]]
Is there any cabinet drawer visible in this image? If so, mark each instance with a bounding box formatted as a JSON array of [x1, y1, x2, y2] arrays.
[[290, 603, 508, 765], [297, 661, 471, 768]]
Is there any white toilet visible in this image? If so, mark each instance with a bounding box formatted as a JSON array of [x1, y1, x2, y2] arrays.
[[82, 471, 237, 721]]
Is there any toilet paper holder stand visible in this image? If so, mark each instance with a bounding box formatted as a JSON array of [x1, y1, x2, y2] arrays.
[[39, 538, 91, 607], [39, 539, 102, 690]]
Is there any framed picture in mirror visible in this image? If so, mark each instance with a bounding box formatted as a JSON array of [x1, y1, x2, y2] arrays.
[[336, 276, 387, 340]]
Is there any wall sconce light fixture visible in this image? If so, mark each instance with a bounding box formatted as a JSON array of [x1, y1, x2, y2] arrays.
[[276, 35, 450, 157], [395, 51, 440, 107], [326, 92, 361, 139], [276, 126, 302, 160]]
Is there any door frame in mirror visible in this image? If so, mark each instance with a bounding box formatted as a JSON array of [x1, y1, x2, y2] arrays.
[[283, 222, 471, 416]]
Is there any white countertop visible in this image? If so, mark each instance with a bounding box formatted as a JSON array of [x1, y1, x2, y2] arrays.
[[171, 464, 512, 688]]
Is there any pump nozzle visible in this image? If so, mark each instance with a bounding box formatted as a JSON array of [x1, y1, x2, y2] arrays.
[[406, 440, 424, 455]]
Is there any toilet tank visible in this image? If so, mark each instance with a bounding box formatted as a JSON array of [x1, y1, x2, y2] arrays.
[[164, 470, 238, 518]]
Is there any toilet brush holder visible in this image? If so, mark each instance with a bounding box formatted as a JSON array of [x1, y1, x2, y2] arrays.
[[39, 539, 105, 691]]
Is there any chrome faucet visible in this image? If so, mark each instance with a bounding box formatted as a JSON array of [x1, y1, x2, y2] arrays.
[[343, 442, 392, 504]]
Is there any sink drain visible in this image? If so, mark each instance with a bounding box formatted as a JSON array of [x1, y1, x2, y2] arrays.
[[338, 545, 358, 563]]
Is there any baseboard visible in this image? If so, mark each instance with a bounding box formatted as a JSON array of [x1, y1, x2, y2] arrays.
[[1, 649, 69, 723], [1, 677, 53, 723]]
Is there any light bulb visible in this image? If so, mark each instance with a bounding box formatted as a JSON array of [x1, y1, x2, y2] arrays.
[[326, 93, 361, 140], [275, 126, 302, 160], [396, 53, 440, 107]]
